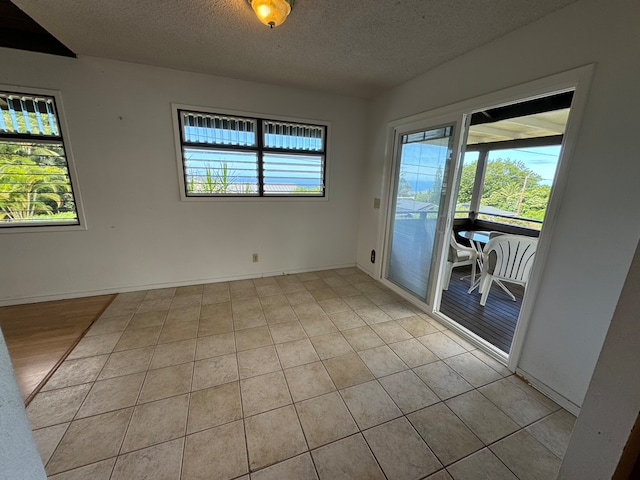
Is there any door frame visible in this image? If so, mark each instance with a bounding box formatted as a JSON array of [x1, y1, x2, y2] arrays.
[[379, 113, 467, 310], [376, 64, 595, 370]]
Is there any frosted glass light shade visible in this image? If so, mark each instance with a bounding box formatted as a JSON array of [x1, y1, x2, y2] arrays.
[[250, 0, 292, 28]]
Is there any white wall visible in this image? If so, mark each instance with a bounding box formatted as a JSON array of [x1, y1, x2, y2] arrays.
[[0, 331, 46, 479], [0, 51, 366, 304], [559, 238, 640, 479], [357, 0, 640, 408]]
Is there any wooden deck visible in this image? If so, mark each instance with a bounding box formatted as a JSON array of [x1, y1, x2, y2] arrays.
[[439, 265, 523, 353]]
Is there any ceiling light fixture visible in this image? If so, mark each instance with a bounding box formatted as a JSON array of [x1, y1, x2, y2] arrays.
[[249, 0, 294, 28]]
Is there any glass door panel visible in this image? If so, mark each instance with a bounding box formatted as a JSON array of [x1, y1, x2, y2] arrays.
[[386, 125, 455, 301]]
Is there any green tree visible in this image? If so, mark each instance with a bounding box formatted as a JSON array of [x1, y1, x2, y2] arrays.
[[0, 156, 72, 220]]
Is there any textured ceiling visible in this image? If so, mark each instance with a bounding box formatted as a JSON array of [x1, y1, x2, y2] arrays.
[[12, 0, 578, 98]]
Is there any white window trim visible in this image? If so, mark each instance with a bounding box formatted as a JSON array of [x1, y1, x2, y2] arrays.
[[0, 84, 86, 233], [171, 103, 330, 202]]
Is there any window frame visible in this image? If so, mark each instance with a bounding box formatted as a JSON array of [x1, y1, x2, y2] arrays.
[[172, 104, 330, 201], [0, 85, 86, 233]]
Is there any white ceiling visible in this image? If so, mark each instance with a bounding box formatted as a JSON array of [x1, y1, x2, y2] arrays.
[[13, 0, 579, 98]]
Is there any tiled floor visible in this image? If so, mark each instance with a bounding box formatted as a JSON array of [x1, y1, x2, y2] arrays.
[[27, 268, 576, 479]]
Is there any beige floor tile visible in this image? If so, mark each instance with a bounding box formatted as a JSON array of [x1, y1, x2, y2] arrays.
[[342, 325, 385, 351], [340, 380, 401, 430], [389, 338, 439, 367], [379, 302, 416, 320], [286, 290, 316, 305], [310, 332, 354, 360], [310, 287, 338, 301], [233, 309, 267, 330], [198, 315, 233, 336], [355, 306, 393, 325], [490, 430, 561, 480], [379, 370, 440, 414], [478, 377, 553, 426], [126, 311, 167, 330], [525, 409, 576, 459], [195, 332, 236, 360], [365, 291, 401, 306], [371, 320, 413, 343], [187, 382, 242, 434], [182, 420, 248, 480], [113, 325, 162, 351], [447, 448, 517, 480], [171, 293, 202, 310], [41, 354, 109, 391], [418, 332, 468, 359], [231, 297, 261, 313], [237, 345, 281, 379], [397, 316, 439, 337], [292, 302, 326, 320], [328, 311, 366, 331], [505, 375, 561, 411], [284, 361, 336, 402], [47, 458, 116, 480], [269, 321, 307, 343], [236, 326, 273, 351], [254, 277, 277, 287], [231, 286, 258, 300], [192, 352, 238, 390], [322, 276, 349, 288], [263, 305, 298, 324], [446, 390, 519, 444], [46, 408, 133, 475], [408, 403, 482, 466], [425, 470, 454, 480], [323, 352, 374, 389], [149, 338, 196, 369], [231, 279, 256, 290], [245, 405, 307, 471], [121, 394, 188, 452], [344, 295, 376, 310], [27, 384, 91, 429], [165, 305, 200, 324], [276, 338, 320, 368], [276, 277, 306, 294], [158, 320, 198, 344], [443, 353, 502, 387], [114, 438, 184, 480], [353, 281, 382, 294], [311, 434, 385, 480], [176, 284, 204, 296], [86, 314, 131, 336], [442, 330, 477, 351], [99, 301, 138, 319], [317, 297, 350, 314], [200, 301, 232, 319], [240, 371, 292, 417], [331, 284, 360, 297], [257, 284, 284, 297], [364, 416, 442, 479], [137, 297, 172, 314], [358, 345, 408, 377], [202, 290, 231, 305], [67, 332, 122, 360], [144, 288, 176, 300], [303, 278, 329, 291], [299, 316, 338, 337], [259, 293, 289, 308], [33, 423, 68, 466], [469, 349, 511, 377], [97, 346, 154, 380], [414, 361, 474, 400], [251, 453, 318, 480], [137, 362, 193, 403], [295, 391, 358, 449], [76, 372, 145, 418]]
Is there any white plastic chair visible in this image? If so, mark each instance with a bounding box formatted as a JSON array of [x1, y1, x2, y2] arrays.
[[443, 232, 478, 290], [479, 234, 538, 306]]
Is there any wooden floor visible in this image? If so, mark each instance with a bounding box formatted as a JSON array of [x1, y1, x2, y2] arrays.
[[0, 295, 115, 404], [439, 265, 523, 353]]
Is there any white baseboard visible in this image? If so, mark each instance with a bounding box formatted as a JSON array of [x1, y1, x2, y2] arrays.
[[0, 262, 358, 307], [516, 367, 581, 416]]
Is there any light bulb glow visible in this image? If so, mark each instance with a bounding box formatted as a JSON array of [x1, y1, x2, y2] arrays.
[[250, 0, 291, 28]]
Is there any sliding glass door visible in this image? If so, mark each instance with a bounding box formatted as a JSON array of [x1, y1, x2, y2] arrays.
[[385, 122, 459, 304]]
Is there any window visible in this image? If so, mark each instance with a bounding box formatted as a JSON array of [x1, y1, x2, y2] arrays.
[[0, 89, 80, 228], [455, 150, 479, 218], [175, 108, 327, 197]]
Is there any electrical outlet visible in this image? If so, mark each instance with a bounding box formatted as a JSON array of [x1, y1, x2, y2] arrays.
[[252, 253, 259, 263]]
